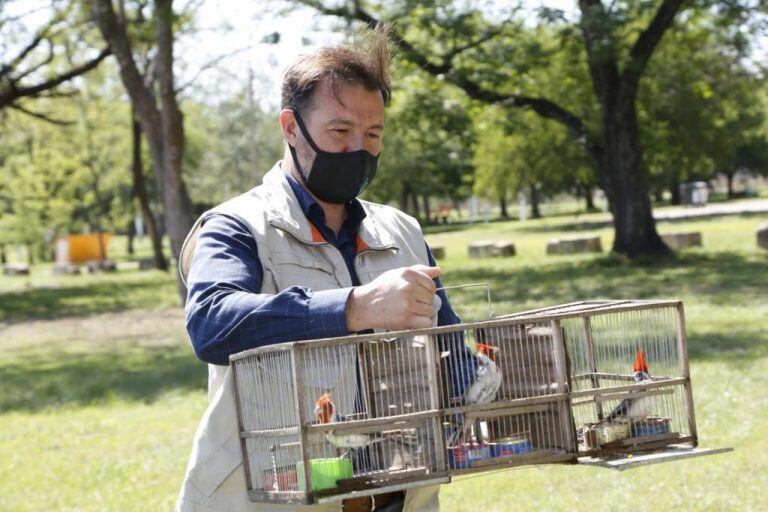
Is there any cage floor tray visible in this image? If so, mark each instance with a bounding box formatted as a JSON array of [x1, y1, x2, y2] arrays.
[[578, 444, 733, 471]]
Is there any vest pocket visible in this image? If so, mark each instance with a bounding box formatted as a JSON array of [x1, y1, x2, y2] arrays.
[[269, 251, 341, 291]]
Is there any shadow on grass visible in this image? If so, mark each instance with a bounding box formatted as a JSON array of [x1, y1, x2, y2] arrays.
[[0, 344, 207, 412], [0, 276, 177, 323], [447, 251, 768, 362]]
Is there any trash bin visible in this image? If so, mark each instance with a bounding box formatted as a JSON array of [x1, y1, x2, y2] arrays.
[[679, 182, 708, 207]]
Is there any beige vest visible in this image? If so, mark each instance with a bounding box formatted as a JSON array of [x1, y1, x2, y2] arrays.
[[176, 163, 440, 512]]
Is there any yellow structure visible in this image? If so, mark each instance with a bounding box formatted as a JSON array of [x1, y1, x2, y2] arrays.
[[55, 233, 111, 264]]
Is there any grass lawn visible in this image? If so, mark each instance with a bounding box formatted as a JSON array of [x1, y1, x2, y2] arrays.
[[0, 212, 766, 511]]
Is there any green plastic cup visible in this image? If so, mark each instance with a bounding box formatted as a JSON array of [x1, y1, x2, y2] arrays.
[[296, 457, 353, 492]]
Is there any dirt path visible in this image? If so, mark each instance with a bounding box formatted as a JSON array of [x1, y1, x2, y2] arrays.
[[0, 307, 187, 352]]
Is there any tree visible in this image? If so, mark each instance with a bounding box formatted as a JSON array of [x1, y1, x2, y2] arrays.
[[366, 71, 475, 222], [184, 71, 284, 206], [88, 0, 193, 296], [474, 106, 593, 218], [299, 0, 765, 257], [0, 1, 110, 122], [638, 12, 768, 201]]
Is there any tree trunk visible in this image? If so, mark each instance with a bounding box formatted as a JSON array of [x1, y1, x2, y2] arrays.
[[584, 186, 595, 211], [0, 244, 6, 264], [725, 171, 735, 199], [422, 195, 431, 225], [669, 181, 681, 205], [499, 196, 508, 218], [132, 109, 168, 271], [90, 0, 192, 298], [127, 218, 135, 256], [154, 0, 194, 268], [529, 184, 541, 219], [399, 185, 409, 213], [600, 99, 669, 257], [409, 191, 420, 219]]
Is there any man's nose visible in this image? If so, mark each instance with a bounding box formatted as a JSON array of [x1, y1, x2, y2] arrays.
[[346, 134, 379, 155], [345, 132, 366, 152]]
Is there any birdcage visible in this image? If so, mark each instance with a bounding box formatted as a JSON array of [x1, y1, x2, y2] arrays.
[[230, 331, 452, 505], [229, 298, 717, 505], [499, 300, 698, 458]]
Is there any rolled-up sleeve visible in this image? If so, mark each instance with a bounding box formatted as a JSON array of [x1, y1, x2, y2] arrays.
[[185, 215, 352, 365]]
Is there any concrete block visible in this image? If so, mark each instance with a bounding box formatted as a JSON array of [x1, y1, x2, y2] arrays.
[[53, 264, 81, 275], [431, 246, 446, 260], [494, 241, 516, 257], [758, 225, 768, 250], [468, 241, 496, 259], [547, 236, 602, 255], [661, 232, 703, 250], [3, 264, 30, 276]]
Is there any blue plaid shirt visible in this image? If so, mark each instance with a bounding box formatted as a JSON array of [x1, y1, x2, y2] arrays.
[[185, 173, 464, 367]]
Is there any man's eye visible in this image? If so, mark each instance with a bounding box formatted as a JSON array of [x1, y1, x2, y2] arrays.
[[332, 128, 348, 134], [368, 133, 381, 139]]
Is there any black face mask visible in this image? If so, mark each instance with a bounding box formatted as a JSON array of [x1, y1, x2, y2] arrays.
[[288, 110, 379, 204]]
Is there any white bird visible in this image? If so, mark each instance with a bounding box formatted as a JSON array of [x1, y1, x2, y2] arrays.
[[605, 349, 656, 422], [447, 343, 502, 446]]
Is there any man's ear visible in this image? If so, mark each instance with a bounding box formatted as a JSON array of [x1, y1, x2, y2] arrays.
[[279, 110, 298, 145]]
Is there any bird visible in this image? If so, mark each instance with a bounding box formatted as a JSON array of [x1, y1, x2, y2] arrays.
[[314, 392, 382, 449], [447, 342, 503, 446], [605, 349, 656, 422]]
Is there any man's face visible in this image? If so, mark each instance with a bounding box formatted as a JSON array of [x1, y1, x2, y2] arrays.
[[282, 80, 384, 178]]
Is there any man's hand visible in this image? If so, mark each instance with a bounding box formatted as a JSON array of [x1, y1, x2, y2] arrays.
[[346, 264, 441, 332]]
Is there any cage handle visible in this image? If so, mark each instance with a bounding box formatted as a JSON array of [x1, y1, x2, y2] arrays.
[[436, 282, 495, 320]]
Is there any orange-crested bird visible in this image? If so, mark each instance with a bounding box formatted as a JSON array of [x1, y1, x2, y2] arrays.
[[605, 349, 655, 422], [447, 342, 502, 446], [314, 392, 382, 449]]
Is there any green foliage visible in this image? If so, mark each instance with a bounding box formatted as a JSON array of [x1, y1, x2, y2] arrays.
[[184, 78, 284, 206], [473, 106, 594, 205], [639, 13, 768, 192], [366, 71, 475, 207], [0, 63, 133, 260]]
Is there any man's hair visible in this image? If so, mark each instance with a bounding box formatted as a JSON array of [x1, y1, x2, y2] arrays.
[[281, 25, 393, 113]]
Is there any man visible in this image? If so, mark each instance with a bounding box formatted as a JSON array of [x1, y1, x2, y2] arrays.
[[176, 29, 470, 512]]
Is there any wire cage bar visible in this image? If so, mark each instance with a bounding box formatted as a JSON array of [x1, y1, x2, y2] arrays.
[[230, 299, 699, 504]]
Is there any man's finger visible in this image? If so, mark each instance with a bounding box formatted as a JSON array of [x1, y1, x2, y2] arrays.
[[412, 264, 441, 280], [410, 301, 434, 318], [411, 285, 435, 306], [409, 315, 433, 329], [410, 267, 439, 293]]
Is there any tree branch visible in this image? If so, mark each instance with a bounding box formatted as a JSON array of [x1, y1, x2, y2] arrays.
[[622, 0, 686, 91], [11, 41, 56, 83], [175, 45, 251, 94], [8, 103, 74, 125], [0, 47, 111, 108], [88, 0, 164, 156], [578, 0, 621, 105]]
